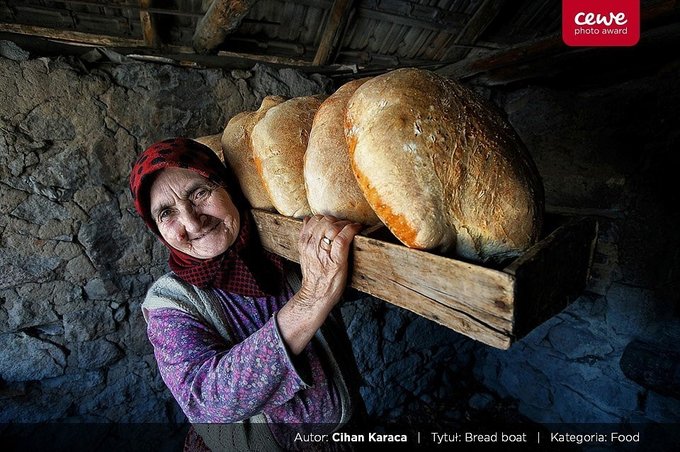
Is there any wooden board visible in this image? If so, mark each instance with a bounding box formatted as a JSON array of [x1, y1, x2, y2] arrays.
[[252, 209, 598, 350]]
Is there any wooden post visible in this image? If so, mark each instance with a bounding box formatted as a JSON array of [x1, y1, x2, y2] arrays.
[[139, 0, 160, 48], [313, 0, 353, 66], [192, 0, 256, 54]]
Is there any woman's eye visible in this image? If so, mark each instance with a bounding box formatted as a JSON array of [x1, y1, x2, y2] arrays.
[[158, 210, 171, 222], [194, 188, 210, 200]]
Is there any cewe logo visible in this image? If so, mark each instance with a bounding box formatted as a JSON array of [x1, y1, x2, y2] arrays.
[[562, 0, 640, 47]]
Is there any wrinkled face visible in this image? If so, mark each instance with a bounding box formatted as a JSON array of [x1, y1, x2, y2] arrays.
[[149, 167, 240, 260]]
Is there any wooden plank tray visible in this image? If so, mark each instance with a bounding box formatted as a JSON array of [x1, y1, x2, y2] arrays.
[[252, 209, 598, 350]]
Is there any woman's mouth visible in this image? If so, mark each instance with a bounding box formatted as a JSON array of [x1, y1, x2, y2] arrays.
[[189, 222, 221, 242]]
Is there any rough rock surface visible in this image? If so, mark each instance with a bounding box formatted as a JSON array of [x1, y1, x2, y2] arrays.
[[0, 49, 331, 424]]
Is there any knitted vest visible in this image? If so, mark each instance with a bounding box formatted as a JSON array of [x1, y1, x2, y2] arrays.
[[141, 267, 353, 451]]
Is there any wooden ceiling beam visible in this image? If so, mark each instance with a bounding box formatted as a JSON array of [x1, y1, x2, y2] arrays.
[[192, 0, 256, 54], [465, 21, 680, 86], [438, 0, 680, 79], [37, 0, 204, 18], [313, 0, 353, 66], [139, 0, 159, 48], [438, 32, 563, 79], [356, 7, 465, 31], [0, 22, 146, 48], [0, 22, 310, 67], [437, 0, 507, 62]]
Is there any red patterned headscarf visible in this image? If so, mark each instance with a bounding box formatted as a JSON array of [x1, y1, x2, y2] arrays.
[[129, 137, 284, 297]]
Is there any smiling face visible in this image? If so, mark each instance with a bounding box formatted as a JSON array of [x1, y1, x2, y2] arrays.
[[149, 167, 240, 260]]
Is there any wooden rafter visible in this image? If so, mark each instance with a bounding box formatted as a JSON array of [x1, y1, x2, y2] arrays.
[[139, 0, 159, 48], [438, 0, 680, 79], [438, 0, 507, 62], [467, 22, 680, 85], [438, 32, 564, 80], [313, 0, 353, 66], [0, 23, 146, 48], [438, 32, 563, 78], [0, 22, 310, 67], [192, 0, 256, 54]]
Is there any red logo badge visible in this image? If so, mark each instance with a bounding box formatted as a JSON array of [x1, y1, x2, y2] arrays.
[[562, 0, 640, 47]]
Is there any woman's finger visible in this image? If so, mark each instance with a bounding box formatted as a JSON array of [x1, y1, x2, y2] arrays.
[[330, 222, 362, 262], [303, 216, 343, 246], [299, 216, 316, 250], [319, 220, 353, 243], [316, 218, 354, 253], [299, 215, 361, 269], [300, 217, 332, 260], [303, 215, 327, 242]]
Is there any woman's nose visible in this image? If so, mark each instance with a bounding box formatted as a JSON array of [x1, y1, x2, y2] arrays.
[[179, 205, 204, 234]]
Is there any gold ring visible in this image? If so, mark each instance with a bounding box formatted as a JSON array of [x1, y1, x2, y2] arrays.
[[322, 236, 332, 246]]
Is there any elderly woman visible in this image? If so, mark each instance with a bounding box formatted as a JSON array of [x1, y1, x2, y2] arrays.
[[129, 138, 365, 450]]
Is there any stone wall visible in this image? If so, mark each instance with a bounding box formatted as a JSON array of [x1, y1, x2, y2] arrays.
[[2, 39, 679, 439], [0, 43, 331, 424]]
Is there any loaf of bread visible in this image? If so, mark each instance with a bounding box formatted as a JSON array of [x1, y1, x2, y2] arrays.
[[305, 78, 380, 225], [221, 96, 285, 210], [193, 134, 224, 162], [252, 95, 327, 218], [345, 68, 543, 262]]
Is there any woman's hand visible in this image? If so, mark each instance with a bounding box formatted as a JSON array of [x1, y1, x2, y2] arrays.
[[297, 215, 363, 309], [277, 215, 362, 355]]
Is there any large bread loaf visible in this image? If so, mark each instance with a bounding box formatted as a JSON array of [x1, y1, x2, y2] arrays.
[[252, 95, 326, 218], [221, 96, 285, 210], [193, 134, 224, 161], [345, 68, 543, 262], [305, 78, 380, 225]]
